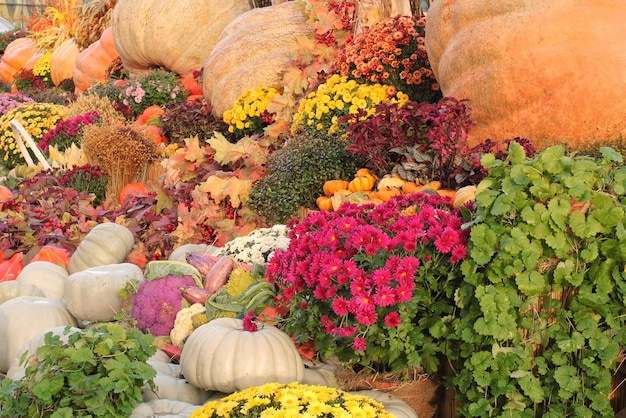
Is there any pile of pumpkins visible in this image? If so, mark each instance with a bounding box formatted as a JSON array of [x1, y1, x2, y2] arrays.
[[317, 167, 477, 212], [0, 222, 419, 418]]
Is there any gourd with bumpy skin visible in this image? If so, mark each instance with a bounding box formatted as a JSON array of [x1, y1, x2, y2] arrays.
[[425, 0, 626, 148], [64, 263, 144, 323], [0, 296, 77, 374], [180, 317, 305, 393], [16, 261, 69, 300], [112, 0, 250, 77], [68, 222, 135, 274], [202, 2, 315, 117]]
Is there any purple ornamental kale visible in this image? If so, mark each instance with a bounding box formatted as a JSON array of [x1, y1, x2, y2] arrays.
[[130, 274, 196, 336]]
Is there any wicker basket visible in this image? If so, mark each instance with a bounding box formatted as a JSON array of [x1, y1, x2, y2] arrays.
[[336, 367, 444, 418]]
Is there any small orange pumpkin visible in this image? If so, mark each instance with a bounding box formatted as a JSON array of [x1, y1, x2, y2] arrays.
[[437, 189, 457, 200], [118, 182, 150, 205], [376, 186, 402, 202], [316, 196, 334, 212], [0, 38, 37, 83], [401, 181, 418, 194], [323, 179, 349, 197], [348, 168, 378, 193]]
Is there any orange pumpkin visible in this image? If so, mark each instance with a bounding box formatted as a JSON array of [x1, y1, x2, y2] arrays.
[[118, 182, 150, 205], [425, 1, 626, 148], [322, 179, 349, 197], [348, 168, 378, 193], [401, 181, 418, 194], [316, 196, 333, 212], [73, 27, 120, 93], [436, 189, 457, 200], [49, 38, 79, 87], [0, 38, 37, 84], [376, 186, 402, 202], [178, 76, 203, 96]]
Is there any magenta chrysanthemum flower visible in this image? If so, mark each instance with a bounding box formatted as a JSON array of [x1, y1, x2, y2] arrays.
[[384, 312, 401, 328], [352, 337, 367, 351]]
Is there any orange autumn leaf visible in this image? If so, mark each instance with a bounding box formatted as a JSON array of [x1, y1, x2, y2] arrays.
[[199, 175, 252, 208], [208, 134, 268, 167]]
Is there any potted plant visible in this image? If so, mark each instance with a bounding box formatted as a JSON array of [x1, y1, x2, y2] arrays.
[[265, 191, 471, 416]]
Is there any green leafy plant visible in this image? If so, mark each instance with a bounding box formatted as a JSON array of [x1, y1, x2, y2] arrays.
[[114, 69, 188, 117], [447, 142, 626, 417], [247, 131, 363, 224], [160, 98, 226, 145], [0, 323, 157, 417], [56, 164, 108, 206]]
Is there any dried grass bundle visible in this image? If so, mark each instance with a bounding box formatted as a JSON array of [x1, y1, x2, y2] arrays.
[[66, 92, 125, 124], [72, 0, 118, 49], [81, 123, 156, 200]]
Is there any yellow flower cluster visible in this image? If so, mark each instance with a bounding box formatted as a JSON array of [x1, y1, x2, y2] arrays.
[[223, 86, 280, 137], [0, 102, 67, 168], [33, 52, 53, 85], [291, 74, 409, 136], [191, 382, 394, 418]]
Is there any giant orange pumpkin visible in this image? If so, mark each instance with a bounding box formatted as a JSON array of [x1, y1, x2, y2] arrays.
[[112, 0, 250, 77], [73, 27, 120, 93], [425, 1, 626, 148], [50, 38, 79, 87], [202, 2, 315, 117], [0, 38, 37, 83]]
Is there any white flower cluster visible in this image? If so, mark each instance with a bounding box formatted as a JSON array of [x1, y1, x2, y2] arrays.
[[216, 224, 290, 265]]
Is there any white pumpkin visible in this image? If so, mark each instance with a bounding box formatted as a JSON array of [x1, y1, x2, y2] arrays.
[[129, 399, 199, 418], [68, 222, 135, 274], [0, 281, 44, 305], [6, 325, 82, 380], [302, 360, 340, 388], [145, 350, 213, 405], [16, 260, 69, 300], [64, 263, 144, 323], [180, 317, 305, 393], [0, 296, 77, 373], [351, 390, 418, 418]]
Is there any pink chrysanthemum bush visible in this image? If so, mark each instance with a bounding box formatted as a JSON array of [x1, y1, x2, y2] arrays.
[[266, 192, 471, 375]]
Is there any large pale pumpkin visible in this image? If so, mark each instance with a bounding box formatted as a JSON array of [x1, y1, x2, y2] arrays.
[[16, 260, 69, 300], [64, 263, 144, 323], [180, 317, 305, 393], [73, 27, 120, 93], [0, 296, 77, 373], [0, 37, 37, 83], [6, 325, 82, 380], [425, 1, 626, 148], [111, 0, 250, 77], [202, 2, 315, 117], [50, 38, 80, 87], [68, 222, 135, 274]]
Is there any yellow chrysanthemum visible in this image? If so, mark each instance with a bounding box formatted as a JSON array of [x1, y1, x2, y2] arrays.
[[223, 86, 280, 137]]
